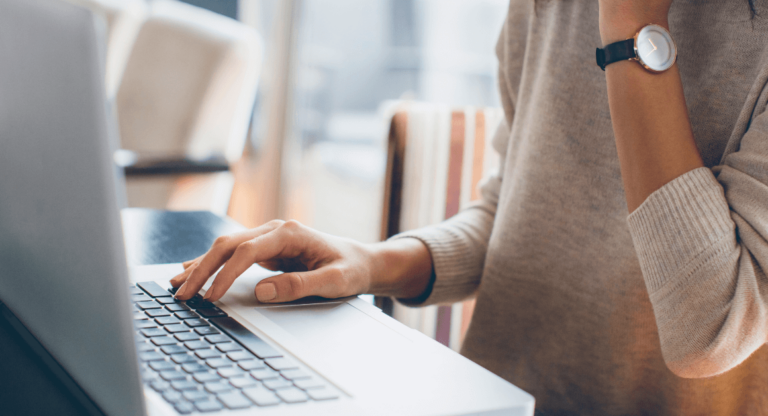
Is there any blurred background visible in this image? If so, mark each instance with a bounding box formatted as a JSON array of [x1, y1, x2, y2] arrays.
[[76, 0, 507, 349]]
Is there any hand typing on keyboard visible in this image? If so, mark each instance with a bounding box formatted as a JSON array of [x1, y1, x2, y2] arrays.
[[170, 219, 433, 303]]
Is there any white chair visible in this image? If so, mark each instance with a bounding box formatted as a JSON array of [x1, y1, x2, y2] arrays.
[[116, 0, 262, 215]]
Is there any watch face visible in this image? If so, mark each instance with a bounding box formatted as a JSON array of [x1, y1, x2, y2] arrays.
[[635, 24, 676, 72]]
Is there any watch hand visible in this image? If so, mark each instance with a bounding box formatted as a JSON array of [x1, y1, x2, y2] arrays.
[[644, 39, 658, 58]]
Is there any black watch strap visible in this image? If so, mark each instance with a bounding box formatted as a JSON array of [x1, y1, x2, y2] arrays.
[[595, 38, 636, 71]]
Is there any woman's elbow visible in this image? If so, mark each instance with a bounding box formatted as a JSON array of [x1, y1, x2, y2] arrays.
[[660, 334, 762, 379]]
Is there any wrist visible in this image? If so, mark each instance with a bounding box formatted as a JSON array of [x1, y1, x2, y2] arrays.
[[366, 238, 433, 299]]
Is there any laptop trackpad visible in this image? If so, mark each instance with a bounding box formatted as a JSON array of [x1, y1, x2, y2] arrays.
[[256, 302, 416, 393]]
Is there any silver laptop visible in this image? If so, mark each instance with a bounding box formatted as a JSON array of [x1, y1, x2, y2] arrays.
[[0, 0, 534, 415]]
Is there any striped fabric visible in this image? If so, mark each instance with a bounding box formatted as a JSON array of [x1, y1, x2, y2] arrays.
[[381, 103, 503, 350]]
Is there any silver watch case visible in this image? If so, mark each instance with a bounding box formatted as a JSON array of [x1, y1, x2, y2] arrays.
[[632, 24, 677, 73]]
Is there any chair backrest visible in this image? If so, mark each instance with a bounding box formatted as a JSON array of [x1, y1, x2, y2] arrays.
[[116, 0, 262, 163], [381, 102, 504, 350]]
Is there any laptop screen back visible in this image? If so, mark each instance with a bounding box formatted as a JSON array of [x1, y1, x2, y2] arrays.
[[0, 1, 145, 415]]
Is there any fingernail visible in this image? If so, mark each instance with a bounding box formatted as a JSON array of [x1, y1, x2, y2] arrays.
[[203, 288, 214, 300], [255, 283, 276, 301], [175, 282, 188, 299]]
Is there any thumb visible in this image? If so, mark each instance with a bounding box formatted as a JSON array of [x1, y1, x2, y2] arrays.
[[254, 266, 347, 303]]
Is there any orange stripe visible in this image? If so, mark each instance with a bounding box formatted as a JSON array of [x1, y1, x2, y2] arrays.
[[444, 111, 466, 219]]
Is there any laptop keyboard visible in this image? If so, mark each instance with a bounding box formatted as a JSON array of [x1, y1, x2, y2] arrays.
[[131, 281, 339, 414]]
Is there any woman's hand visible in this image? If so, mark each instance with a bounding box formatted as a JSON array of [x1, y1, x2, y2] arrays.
[[170, 219, 434, 303], [598, 0, 673, 45]]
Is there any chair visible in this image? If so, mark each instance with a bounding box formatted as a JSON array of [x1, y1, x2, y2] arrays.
[[116, 0, 262, 215], [380, 102, 504, 351]]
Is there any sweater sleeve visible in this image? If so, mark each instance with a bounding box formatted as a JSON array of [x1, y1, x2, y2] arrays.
[[391, 118, 510, 306], [627, 106, 768, 378]]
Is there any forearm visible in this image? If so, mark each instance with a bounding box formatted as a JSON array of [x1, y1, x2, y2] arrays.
[[366, 238, 434, 299], [600, 9, 704, 212]]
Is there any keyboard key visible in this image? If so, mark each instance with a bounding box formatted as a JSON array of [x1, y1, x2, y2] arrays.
[[181, 363, 210, 373], [195, 327, 220, 336], [174, 402, 195, 414], [276, 387, 309, 403], [197, 307, 227, 318], [137, 301, 161, 310], [195, 400, 223, 413], [230, 376, 257, 389], [133, 312, 147, 320], [280, 369, 310, 380], [206, 358, 234, 369], [263, 378, 292, 390], [161, 345, 187, 355], [227, 351, 255, 362], [151, 336, 177, 346], [217, 367, 244, 378], [216, 343, 242, 353], [171, 354, 197, 364], [149, 361, 176, 372], [155, 316, 181, 326], [161, 390, 183, 403], [174, 311, 199, 319], [183, 391, 212, 402], [149, 380, 172, 392], [307, 388, 339, 401], [165, 324, 191, 333], [137, 281, 173, 298], [250, 368, 279, 380], [209, 316, 283, 359], [168, 286, 179, 295], [137, 342, 156, 352], [141, 328, 167, 338], [139, 351, 165, 362], [195, 350, 221, 360], [204, 381, 233, 394], [134, 320, 157, 329], [238, 360, 266, 371], [184, 341, 211, 350], [132, 294, 152, 303], [130, 286, 144, 296], [242, 387, 280, 406], [170, 380, 199, 391], [145, 309, 171, 318], [193, 372, 221, 383], [159, 370, 187, 381], [217, 392, 252, 410], [166, 304, 190, 312], [155, 297, 179, 304], [175, 332, 200, 342], [187, 297, 215, 309], [204, 334, 229, 344], [184, 319, 208, 328], [265, 357, 299, 371], [294, 378, 324, 390], [141, 370, 159, 382]]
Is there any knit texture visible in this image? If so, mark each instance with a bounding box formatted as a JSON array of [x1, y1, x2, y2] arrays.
[[395, 1, 768, 414]]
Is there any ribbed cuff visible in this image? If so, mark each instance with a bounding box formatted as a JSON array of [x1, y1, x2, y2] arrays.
[[390, 225, 484, 306], [627, 167, 735, 294]]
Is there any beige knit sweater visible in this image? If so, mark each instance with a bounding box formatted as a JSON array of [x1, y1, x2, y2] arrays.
[[396, 1, 768, 414]]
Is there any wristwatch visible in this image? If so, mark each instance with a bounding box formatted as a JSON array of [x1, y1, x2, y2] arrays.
[[596, 24, 677, 73]]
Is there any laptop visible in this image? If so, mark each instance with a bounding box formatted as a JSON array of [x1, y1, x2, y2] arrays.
[[0, 0, 535, 415]]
